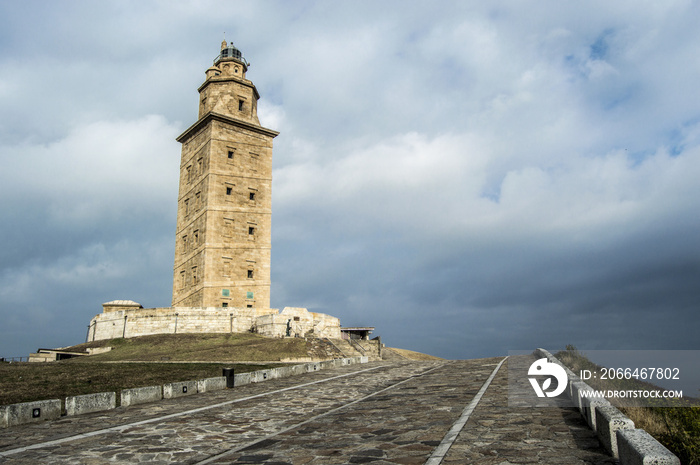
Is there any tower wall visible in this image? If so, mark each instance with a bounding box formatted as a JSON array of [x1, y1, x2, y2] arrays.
[[172, 44, 278, 309]]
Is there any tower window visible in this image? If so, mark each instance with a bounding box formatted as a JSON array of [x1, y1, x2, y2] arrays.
[[222, 302, 228, 308], [226, 187, 232, 195], [228, 150, 234, 159], [248, 226, 255, 235], [238, 99, 244, 111], [249, 192, 256, 201], [247, 270, 254, 279]]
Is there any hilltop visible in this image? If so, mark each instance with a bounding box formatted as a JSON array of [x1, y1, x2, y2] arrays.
[[57, 333, 441, 363], [61, 333, 337, 363]]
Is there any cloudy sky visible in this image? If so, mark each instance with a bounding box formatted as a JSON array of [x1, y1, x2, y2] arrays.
[[1, 1, 699, 361]]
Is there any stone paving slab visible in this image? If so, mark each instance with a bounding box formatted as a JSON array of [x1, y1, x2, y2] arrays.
[[202, 358, 503, 465], [0, 357, 617, 464], [442, 355, 616, 465]]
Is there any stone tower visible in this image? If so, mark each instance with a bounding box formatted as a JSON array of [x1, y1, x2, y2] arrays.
[[172, 41, 278, 309]]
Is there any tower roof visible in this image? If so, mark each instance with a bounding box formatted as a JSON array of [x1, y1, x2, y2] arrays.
[[215, 42, 249, 69]]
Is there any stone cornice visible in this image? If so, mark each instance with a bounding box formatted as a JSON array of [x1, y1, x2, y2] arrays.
[[177, 112, 279, 143], [198, 76, 261, 100]]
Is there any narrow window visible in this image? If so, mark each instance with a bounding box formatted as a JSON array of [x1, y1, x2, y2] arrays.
[[226, 187, 232, 195], [193, 230, 199, 247], [228, 150, 234, 159], [238, 99, 244, 111], [182, 235, 188, 253], [249, 192, 256, 201], [248, 226, 255, 235], [247, 269, 254, 279], [192, 266, 198, 285], [222, 302, 228, 308], [184, 198, 190, 215], [180, 271, 186, 289]]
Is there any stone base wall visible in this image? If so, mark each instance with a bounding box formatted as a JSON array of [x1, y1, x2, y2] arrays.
[[254, 307, 341, 339], [87, 304, 340, 342]]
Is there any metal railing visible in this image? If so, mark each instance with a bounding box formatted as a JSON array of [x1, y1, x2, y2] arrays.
[[0, 356, 29, 363], [348, 339, 367, 356], [322, 338, 348, 358]]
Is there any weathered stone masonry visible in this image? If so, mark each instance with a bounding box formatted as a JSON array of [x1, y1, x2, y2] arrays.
[[172, 41, 277, 309], [87, 301, 341, 342]]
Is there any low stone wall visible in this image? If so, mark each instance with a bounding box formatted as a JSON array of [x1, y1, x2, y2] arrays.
[[65, 392, 116, 416], [617, 429, 681, 465], [534, 348, 679, 465], [254, 307, 341, 339], [0, 399, 61, 428], [197, 377, 227, 393], [87, 306, 276, 341], [0, 357, 367, 428], [121, 386, 163, 408], [87, 305, 341, 342], [163, 380, 198, 399]]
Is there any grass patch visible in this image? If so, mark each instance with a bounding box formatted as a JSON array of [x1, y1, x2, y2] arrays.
[[0, 361, 278, 407], [65, 333, 312, 362], [387, 348, 443, 361], [556, 346, 699, 464], [0, 333, 340, 409]]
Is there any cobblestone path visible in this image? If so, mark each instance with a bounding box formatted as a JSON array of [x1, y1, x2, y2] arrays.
[[0, 357, 616, 464]]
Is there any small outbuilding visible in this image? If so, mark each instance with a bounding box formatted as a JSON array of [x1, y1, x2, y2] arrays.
[[341, 327, 375, 341]]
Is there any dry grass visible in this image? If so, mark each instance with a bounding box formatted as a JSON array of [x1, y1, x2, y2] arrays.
[[65, 333, 311, 362], [0, 333, 338, 409], [388, 347, 443, 361], [0, 361, 278, 408]]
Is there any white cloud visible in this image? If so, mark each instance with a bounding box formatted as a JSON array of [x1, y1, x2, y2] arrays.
[[0, 115, 180, 225], [275, 124, 700, 244]]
